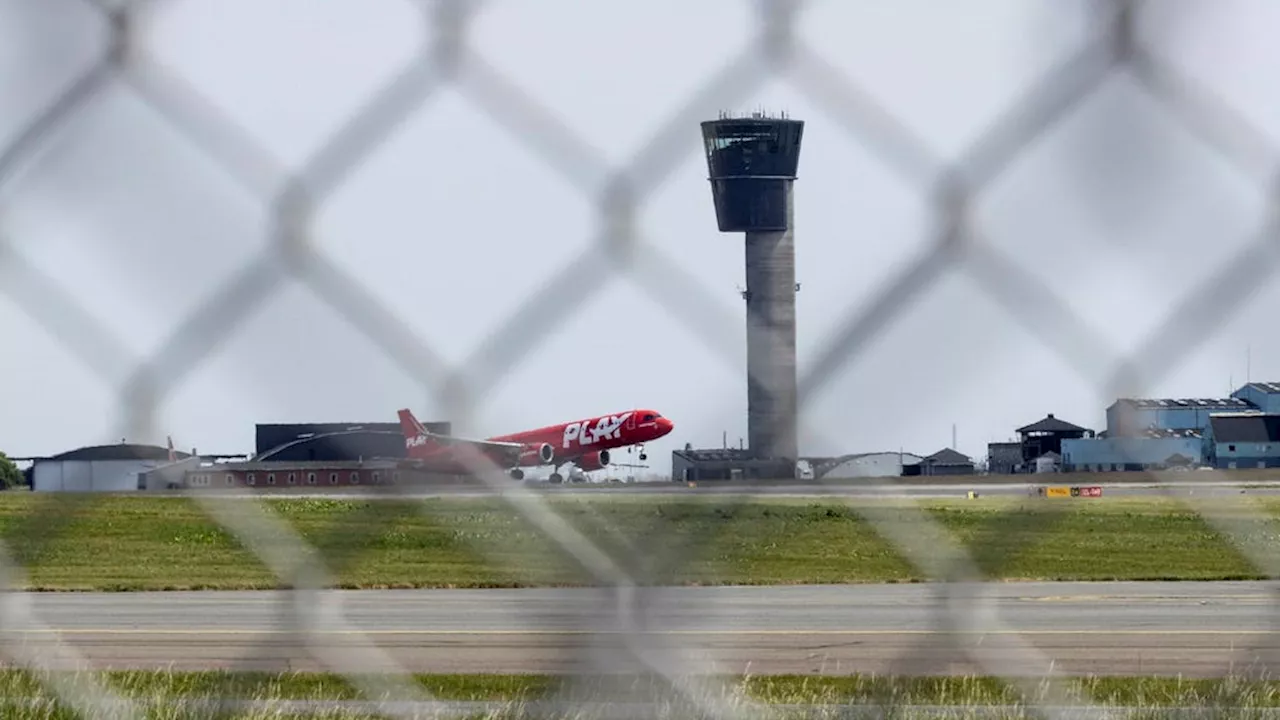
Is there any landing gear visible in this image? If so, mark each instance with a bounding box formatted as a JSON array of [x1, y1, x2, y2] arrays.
[[509, 469, 524, 481], [548, 472, 564, 484]]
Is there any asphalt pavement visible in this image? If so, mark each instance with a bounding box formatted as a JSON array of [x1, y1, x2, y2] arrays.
[[8, 581, 1280, 677], [183, 479, 1280, 501]]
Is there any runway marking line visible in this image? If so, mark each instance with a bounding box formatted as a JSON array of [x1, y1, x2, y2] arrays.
[[50, 593, 1276, 606], [11, 629, 1280, 636], [1019, 595, 1273, 602]]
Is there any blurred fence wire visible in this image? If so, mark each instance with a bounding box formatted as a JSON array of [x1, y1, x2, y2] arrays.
[[3, 0, 1280, 718]]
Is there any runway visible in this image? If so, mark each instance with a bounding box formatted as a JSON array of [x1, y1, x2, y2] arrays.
[[200, 479, 1280, 500], [7, 581, 1280, 677], [527, 480, 1280, 499]]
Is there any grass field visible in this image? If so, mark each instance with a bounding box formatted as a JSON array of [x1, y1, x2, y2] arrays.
[[1, 670, 1279, 718], [0, 493, 1273, 591]]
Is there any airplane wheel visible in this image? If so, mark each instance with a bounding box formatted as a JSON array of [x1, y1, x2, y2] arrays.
[[510, 469, 524, 480], [549, 473, 564, 484]]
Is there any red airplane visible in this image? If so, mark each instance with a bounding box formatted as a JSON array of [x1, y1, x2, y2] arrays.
[[396, 408, 674, 483]]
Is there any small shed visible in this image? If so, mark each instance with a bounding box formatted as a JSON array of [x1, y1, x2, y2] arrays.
[[1034, 451, 1061, 473], [904, 448, 975, 476]]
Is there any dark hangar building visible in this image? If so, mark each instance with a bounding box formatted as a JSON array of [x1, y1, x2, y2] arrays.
[[177, 418, 457, 492], [253, 421, 451, 462]]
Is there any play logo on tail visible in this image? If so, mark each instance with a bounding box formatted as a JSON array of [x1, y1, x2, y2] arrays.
[[397, 409, 440, 454]]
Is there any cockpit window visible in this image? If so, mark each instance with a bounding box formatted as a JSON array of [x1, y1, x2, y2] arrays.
[[643, 414, 655, 422]]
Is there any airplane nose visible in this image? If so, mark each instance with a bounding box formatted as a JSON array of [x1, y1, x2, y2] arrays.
[[659, 418, 674, 434]]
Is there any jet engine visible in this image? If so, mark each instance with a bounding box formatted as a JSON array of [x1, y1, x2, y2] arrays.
[[520, 443, 556, 466], [576, 449, 611, 472]]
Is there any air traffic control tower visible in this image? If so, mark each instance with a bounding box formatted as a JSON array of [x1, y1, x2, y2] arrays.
[[700, 112, 804, 471]]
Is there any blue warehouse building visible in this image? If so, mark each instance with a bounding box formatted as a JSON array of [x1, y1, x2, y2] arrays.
[[1061, 427, 1206, 472], [1106, 397, 1254, 437], [1231, 382, 1280, 414], [1061, 382, 1280, 472]]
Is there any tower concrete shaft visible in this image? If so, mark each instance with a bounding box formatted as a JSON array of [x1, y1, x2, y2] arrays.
[[700, 113, 804, 464], [744, 195, 797, 462]]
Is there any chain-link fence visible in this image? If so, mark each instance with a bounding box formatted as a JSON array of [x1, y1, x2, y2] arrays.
[[4, 0, 1280, 717]]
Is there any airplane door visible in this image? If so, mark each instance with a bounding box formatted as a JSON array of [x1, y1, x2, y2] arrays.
[[626, 414, 636, 431]]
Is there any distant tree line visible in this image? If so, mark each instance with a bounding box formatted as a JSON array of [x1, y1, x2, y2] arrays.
[[0, 452, 25, 490]]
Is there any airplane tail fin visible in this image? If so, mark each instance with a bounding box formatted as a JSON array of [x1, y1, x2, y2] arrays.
[[166, 436, 176, 463], [397, 408, 438, 452]]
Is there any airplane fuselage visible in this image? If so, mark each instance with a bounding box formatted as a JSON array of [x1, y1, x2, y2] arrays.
[[397, 407, 673, 478], [490, 409, 673, 467]]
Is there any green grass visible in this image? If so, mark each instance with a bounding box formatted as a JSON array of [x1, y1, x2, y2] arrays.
[[2, 670, 1280, 718], [0, 494, 1276, 591]]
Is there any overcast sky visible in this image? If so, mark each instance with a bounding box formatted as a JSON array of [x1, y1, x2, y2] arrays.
[[3, 0, 1280, 474]]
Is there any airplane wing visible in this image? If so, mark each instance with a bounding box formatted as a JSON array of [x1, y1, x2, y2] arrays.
[[431, 434, 525, 456], [410, 436, 526, 472], [417, 430, 521, 448], [398, 409, 528, 471], [399, 407, 540, 474]]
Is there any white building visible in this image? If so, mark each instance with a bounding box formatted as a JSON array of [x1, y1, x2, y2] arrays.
[[821, 451, 923, 480], [32, 443, 192, 492]]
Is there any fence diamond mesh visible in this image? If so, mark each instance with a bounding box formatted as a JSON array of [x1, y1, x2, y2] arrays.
[[3, 0, 1280, 718]]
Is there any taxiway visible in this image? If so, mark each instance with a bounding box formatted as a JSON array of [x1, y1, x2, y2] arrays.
[[194, 479, 1280, 501], [7, 581, 1280, 677]]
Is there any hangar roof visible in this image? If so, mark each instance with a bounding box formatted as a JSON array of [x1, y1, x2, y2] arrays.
[[1210, 414, 1280, 444], [1238, 381, 1280, 395], [1017, 413, 1088, 434], [822, 451, 924, 464], [675, 448, 756, 463], [1112, 397, 1252, 410], [922, 448, 972, 465], [44, 443, 190, 462], [253, 429, 407, 462]]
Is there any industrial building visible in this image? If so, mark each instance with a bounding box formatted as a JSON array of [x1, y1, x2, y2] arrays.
[[1060, 382, 1280, 472], [671, 447, 797, 482], [986, 442, 1022, 474], [1018, 414, 1092, 461], [1106, 397, 1254, 437], [987, 414, 1093, 474], [1206, 413, 1280, 469], [674, 111, 807, 482], [1231, 382, 1280, 414], [1060, 428, 1206, 472]]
